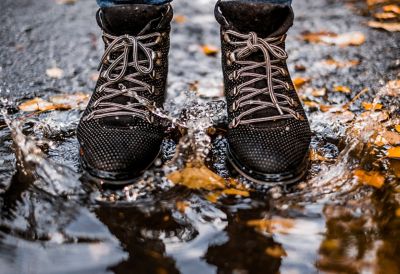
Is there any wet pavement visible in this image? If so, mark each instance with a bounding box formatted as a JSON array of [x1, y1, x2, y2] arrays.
[[1, 0, 400, 273]]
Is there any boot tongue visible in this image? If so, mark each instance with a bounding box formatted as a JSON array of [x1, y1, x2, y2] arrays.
[[98, 4, 170, 35], [217, 1, 294, 37]]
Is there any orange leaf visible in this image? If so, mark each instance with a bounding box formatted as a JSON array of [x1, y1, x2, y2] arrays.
[[293, 77, 311, 89], [334, 85, 351, 94], [222, 188, 250, 197], [362, 102, 383, 110], [368, 21, 400, 32], [388, 147, 400, 159], [174, 14, 187, 24], [354, 169, 385, 189], [201, 45, 219, 56], [383, 4, 400, 14], [176, 201, 189, 214], [396, 208, 400, 218], [395, 125, 400, 133], [19, 98, 55, 112], [374, 12, 397, 19]]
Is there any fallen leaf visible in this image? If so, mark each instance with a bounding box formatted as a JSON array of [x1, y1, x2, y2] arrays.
[[303, 101, 319, 108], [354, 169, 385, 189], [19, 98, 56, 112], [206, 192, 221, 203], [395, 125, 400, 133], [90, 72, 100, 82], [294, 64, 306, 71], [321, 239, 341, 251], [388, 147, 400, 159], [246, 218, 295, 234], [396, 208, 400, 217], [323, 58, 360, 68], [174, 14, 187, 24], [362, 101, 383, 110], [374, 12, 397, 19], [55, 0, 77, 4], [302, 31, 365, 46], [222, 188, 250, 197], [201, 45, 219, 56], [383, 4, 400, 14], [367, 0, 388, 6], [311, 88, 327, 97], [265, 246, 287, 258], [368, 21, 400, 32], [334, 85, 351, 94], [383, 80, 400, 96], [310, 149, 332, 162], [46, 66, 64, 79], [293, 77, 311, 90], [176, 201, 189, 214], [167, 165, 225, 190]]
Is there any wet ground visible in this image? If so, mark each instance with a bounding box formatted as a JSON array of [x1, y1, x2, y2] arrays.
[[1, 0, 400, 273]]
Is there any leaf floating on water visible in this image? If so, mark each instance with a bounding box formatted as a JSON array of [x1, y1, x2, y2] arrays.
[[201, 45, 219, 56], [19, 98, 56, 112], [222, 188, 250, 197], [368, 21, 400, 32], [362, 101, 383, 110], [246, 218, 295, 234], [334, 85, 351, 94], [302, 31, 366, 46], [353, 169, 385, 189], [46, 66, 64, 79], [167, 165, 225, 190], [265, 246, 287, 258], [388, 147, 400, 159]]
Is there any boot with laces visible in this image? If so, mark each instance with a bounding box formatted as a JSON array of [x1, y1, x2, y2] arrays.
[[77, 4, 173, 184], [215, 0, 312, 185]]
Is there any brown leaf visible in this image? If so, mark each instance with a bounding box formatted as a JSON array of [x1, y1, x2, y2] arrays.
[[353, 169, 385, 189], [176, 201, 189, 214], [246, 218, 295, 234], [368, 21, 400, 32], [19, 98, 56, 112], [383, 80, 400, 96], [265, 246, 287, 258], [222, 188, 250, 197], [323, 58, 360, 68]]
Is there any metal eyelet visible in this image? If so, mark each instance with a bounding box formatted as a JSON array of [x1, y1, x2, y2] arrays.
[[151, 70, 156, 79], [146, 114, 155, 123], [231, 87, 239, 96], [151, 51, 157, 60], [156, 59, 162, 66], [150, 86, 155, 94], [155, 36, 162, 44]]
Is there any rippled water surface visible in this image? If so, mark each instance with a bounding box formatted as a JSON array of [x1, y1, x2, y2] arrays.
[[0, 0, 399, 273]]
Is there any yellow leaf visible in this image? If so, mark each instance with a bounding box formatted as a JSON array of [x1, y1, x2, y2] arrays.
[[265, 246, 287, 258], [396, 208, 400, 217], [246, 218, 294, 234], [201, 45, 219, 56], [303, 101, 319, 108], [206, 192, 221, 203], [334, 85, 351, 94], [362, 101, 383, 110], [395, 125, 400, 133], [46, 66, 64, 79], [323, 58, 360, 68], [383, 4, 400, 14], [167, 165, 225, 190], [353, 169, 385, 188], [222, 188, 250, 197], [310, 88, 326, 97], [368, 21, 400, 32], [388, 147, 400, 159]]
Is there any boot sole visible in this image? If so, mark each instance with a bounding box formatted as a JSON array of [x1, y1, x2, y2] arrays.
[[227, 145, 310, 186], [80, 147, 162, 186]]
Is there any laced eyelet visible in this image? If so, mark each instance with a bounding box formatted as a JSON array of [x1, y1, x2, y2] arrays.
[[231, 87, 239, 96], [284, 82, 290, 90], [146, 114, 154, 123], [281, 68, 288, 76], [223, 32, 231, 43], [150, 70, 156, 79], [150, 86, 155, 94], [229, 71, 239, 81], [155, 36, 162, 44], [229, 118, 239, 128], [156, 59, 162, 66], [231, 101, 239, 111]]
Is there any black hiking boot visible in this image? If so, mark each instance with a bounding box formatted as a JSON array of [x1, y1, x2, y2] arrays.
[[77, 3, 173, 184], [215, 0, 312, 185]]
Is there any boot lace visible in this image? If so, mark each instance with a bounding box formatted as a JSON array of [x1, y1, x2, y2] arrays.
[[84, 32, 161, 122], [224, 30, 303, 128]]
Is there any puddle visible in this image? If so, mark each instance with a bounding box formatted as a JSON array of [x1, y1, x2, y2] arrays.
[[1, 0, 400, 273]]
